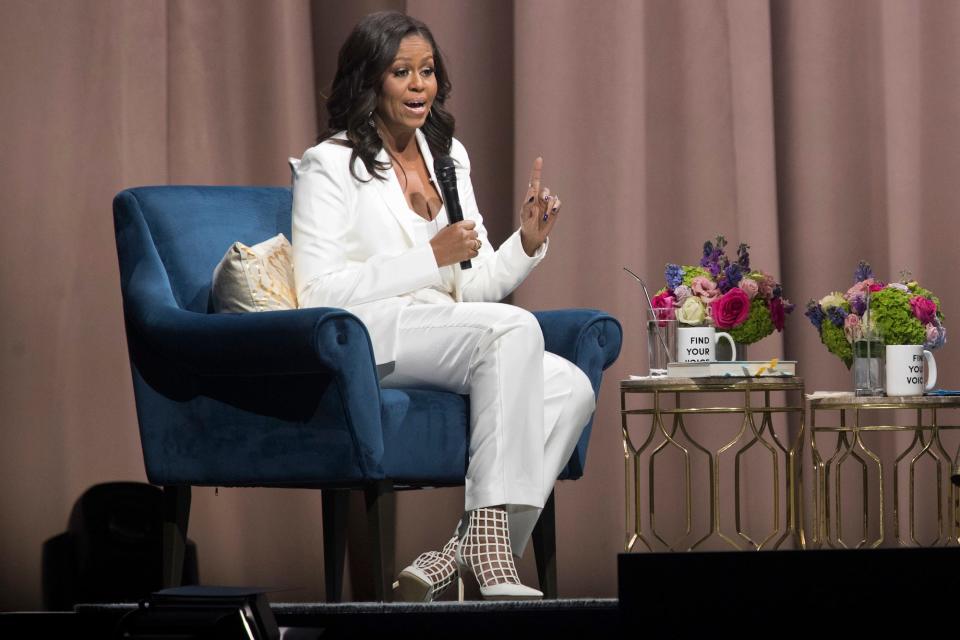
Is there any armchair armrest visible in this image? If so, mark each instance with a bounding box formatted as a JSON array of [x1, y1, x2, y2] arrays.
[[533, 309, 622, 374], [128, 303, 378, 379], [126, 304, 387, 479]]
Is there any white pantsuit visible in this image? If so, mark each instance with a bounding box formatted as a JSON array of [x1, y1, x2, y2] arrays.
[[380, 302, 595, 556], [292, 129, 594, 556]]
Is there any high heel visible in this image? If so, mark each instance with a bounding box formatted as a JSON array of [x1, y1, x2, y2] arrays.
[[455, 506, 543, 601], [394, 534, 459, 602]]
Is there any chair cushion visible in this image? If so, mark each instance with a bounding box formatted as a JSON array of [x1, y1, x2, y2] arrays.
[[211, 233, 297, 312]]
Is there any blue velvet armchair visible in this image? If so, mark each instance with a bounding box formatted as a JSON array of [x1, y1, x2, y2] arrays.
[[113, 186, 622, 601]]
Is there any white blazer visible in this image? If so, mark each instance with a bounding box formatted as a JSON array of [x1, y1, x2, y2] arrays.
[[291, 129, 547, 365]]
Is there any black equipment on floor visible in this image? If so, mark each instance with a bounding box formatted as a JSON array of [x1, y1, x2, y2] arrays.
[[42, 482, 198, 610]]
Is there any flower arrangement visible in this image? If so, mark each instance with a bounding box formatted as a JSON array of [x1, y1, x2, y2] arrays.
[[804, 261, 947, 367], [653, 236, 794, 344]]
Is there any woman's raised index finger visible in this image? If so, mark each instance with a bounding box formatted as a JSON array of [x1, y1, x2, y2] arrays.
[[526, 156, 543, 198]]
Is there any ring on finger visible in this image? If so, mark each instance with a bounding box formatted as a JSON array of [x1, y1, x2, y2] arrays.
[[474, 238, 482, 251]]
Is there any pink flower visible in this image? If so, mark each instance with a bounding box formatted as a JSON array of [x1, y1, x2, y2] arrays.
[[710, 287, 751, 329], [651, 290, 676, 325], [738, 278, 759, 300], [691, 276, 720, 301], [843, 313, 862, 342], [910, 296, 937, 324], [868, 283, 885, 293], [756, 274, 776, 299], [845, 279, 874, 300]]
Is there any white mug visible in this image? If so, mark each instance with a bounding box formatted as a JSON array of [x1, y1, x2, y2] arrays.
[[677, 327, 737, 363], [885, 345, 937, 396]]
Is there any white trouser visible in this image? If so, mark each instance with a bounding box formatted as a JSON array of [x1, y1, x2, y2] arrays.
[[380, 302, 596, 556]]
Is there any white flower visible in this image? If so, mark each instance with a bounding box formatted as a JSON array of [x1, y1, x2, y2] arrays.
[[676, 296, 707, 325], [819, 292, 846, 309]]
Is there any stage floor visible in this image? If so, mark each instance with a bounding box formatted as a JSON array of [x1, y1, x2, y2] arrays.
[[2, 598, 620, 638]]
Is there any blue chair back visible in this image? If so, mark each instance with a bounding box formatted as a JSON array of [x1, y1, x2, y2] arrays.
[[125, 186, 292, 312]]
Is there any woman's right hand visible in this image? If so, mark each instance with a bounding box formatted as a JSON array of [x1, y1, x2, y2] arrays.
[[431, 220, 479, 267]]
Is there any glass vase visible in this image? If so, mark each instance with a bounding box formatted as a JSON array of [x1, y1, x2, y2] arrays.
[[646, 309, 678, 376], [853, 339, 884, 396]]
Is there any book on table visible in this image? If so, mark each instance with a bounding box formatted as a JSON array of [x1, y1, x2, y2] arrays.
[[665, 360, 796, 378]]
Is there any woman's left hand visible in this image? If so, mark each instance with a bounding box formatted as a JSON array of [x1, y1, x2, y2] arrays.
[[519, 156, 561, 256]]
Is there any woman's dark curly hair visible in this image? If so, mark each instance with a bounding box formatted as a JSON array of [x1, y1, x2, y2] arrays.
[[319, 11, 455, 182]]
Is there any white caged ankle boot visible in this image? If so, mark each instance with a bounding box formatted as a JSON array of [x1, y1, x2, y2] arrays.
[[394, 534, 460, 602], [455, 506, 543, 601]]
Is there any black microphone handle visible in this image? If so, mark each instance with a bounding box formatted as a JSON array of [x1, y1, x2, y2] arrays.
[[447, 187, 471, 270], [434, 156, 472, 270]]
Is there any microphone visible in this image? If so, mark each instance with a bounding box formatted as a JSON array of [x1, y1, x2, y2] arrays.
[[433, 155, 471, 270]]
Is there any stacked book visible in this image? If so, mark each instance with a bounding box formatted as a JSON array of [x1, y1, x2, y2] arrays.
[[665, 360, 796, 378]]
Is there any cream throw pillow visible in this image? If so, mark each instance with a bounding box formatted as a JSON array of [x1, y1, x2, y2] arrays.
[[211, 233, 298, 312]]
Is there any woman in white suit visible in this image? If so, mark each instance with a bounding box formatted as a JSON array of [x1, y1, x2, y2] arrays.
[[292, 11, 595, 601]]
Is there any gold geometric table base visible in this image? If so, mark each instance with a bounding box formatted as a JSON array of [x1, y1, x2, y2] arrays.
[[809, 392, 960, 549], [621, 377, 806, 552]]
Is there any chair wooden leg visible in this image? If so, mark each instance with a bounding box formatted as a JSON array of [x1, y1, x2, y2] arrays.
[[532, 489, 558, 599], [364, 480, 396, 602], [161, 485, 191, 589], [322, 488, 349, 603]]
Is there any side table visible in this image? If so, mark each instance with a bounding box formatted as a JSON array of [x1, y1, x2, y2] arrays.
[[620, 376, 806, 552], [808, 392, 960, 548]]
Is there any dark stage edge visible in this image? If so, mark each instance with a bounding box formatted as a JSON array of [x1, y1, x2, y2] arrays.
[[2, 598, 620, 638]]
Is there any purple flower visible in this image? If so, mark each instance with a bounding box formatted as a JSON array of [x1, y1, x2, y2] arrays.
[[699, 236, 728, 276], [849, 294, 866, 316], [716, 275, 730, 293], [854, 260, 874, 283], [725, 264, 743, 288], [700, 240, 715, 268], [737, 243, 750, 270], [665, 263, 684, 290], [772, 284, 782, 298], [805, 301, 826, 331], [826, 306, 848, 328]]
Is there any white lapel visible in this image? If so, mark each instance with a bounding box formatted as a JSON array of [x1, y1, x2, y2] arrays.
[[373, 146, 417, 245]]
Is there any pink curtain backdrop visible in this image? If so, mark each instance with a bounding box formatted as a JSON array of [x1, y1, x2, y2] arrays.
[[2, 0, 959, 609]]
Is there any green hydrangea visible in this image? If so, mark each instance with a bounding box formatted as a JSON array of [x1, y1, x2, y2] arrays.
[[871, 287, 926, 346], [728, 298, 774, 344], [680, 266, 711, 286], [821, 320, 853, 368]]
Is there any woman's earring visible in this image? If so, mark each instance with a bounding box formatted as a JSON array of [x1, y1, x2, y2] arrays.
[[368, 110, 375, 127]]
